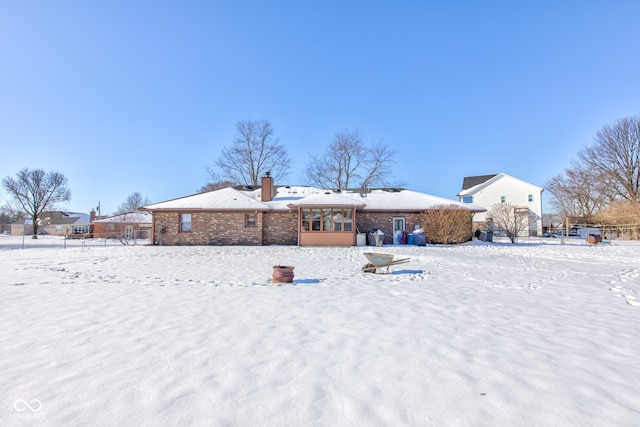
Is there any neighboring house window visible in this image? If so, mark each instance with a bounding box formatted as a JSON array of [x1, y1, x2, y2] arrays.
[[245, 213, 257, 227], [180, 213, 192, 232], [301, 208, 352, 232], [501, 196, 506, 203], [528, 194, 533, 202], [55, 225, 63, 232], [73, 225, 89, 234], [106, 223, 116, 231], [462, 196, 473, 203]]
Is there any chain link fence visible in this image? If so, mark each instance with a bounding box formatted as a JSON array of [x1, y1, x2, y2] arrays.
[[0, 233, 151, 250]]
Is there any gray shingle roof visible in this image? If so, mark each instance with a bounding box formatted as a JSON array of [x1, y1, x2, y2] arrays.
[[460, 174, 498, 191]]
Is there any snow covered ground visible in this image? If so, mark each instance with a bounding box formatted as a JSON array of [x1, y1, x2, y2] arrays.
[[1, 235, 639, 426]]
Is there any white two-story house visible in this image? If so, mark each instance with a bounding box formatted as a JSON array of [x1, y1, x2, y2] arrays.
[[457, 173, 544, 236]]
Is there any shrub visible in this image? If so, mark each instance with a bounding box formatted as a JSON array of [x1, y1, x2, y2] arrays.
[[422, 205, 473, 244]]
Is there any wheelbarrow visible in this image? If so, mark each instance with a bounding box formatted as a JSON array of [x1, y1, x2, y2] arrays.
[[362, 252, 410, 274]]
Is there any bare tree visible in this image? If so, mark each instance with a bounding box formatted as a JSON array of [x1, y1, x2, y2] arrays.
[[542, 212, 563, 231], [360, 141, 398, 189], [199, 166, 236, 193], [198, 181, 236, 193], [304, 129, 398, 189], [578, 115, 640, 203], [487, 202, 534, 243], [545, 165, 610, 221], [0, 204, 20, 234], [212, 119, 291, 186], [115, 192, 151, 214], [2, 168, 71, 238]]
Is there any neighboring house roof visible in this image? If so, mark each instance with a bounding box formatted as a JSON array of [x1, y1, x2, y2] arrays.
[[93, 211, 152, 224], [142, 187, 271, 211], [458, 173, 543, 197], [459, 174, 498, 193], [37, 212, 89, 226], [54, 217, 86, 225], [65, 212, 90, 224]]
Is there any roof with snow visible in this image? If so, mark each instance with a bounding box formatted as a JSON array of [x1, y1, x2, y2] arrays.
[[286, 191, 366, 208], [142, 187, 271, 211], [339, 189, 485, 212], [42, 211, 90, 225], [143, 185, 485, 213]]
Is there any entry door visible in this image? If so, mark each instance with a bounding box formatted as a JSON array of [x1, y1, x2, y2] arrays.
[[393, 217, 405, 245]]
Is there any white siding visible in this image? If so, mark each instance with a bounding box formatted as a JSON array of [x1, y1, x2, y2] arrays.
[[460, 174, 543, 235]]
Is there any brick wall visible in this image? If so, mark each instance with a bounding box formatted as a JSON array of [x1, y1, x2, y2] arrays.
[[263, 211, 298, 245], [152, 210, 427, 246], [154, 211, 263, 245], [356, 212, 423, 244]]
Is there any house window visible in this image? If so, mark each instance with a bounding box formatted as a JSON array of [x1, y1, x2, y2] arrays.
[[106, 224, 115, 231], [312, 209, 321, 230], [301, 208, 353, 232], [528, 194, 533, 202], [73, 225, 89, 234], [501, 196, 506, 203], [462, 196, 473, 203], [245, 213, 257, 227], [343, 209, 353, 231], [301, 209, 311, 231], [180, 213, 192, 232]]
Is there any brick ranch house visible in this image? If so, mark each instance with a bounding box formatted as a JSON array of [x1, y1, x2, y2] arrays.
[[140, 175, 485, 246]]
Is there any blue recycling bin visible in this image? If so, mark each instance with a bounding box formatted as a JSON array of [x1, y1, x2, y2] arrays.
[[413, 232, 426, 246]]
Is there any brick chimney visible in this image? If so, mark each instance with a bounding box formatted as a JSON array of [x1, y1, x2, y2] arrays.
[[261, 172, 274, 202], [90, 209, 96, 223]]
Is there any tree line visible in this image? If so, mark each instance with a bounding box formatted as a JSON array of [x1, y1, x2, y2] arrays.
[[200, 119, 400, 192], [1, 119, 399, 237], [1, 168, 151, 238], [545, 114, 640, 234]]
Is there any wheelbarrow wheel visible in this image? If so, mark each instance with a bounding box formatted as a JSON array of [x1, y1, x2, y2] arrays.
[[362, 263, 378, 273]]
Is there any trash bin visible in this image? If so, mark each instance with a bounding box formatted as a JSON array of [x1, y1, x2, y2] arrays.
[[413, 228, 426, 246], [368, 229, 384, 246], [480, 231, 493, 242], [375, 231, 384, 246], [356, 233, 367, 246], [407, 233, 415, 245]]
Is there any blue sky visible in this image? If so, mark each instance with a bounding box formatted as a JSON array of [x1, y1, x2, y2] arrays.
[[1, 1, 639, 215]]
